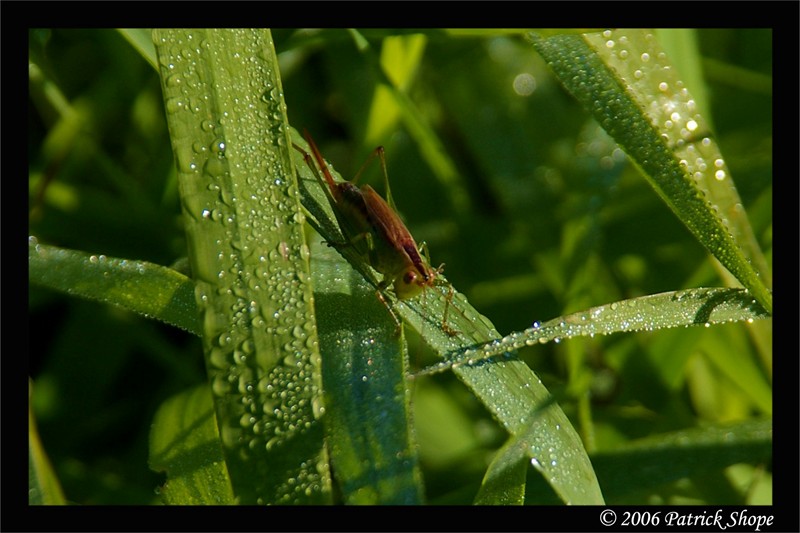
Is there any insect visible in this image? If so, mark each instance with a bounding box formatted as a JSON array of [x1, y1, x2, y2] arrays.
[[293, 129, 456, 335]]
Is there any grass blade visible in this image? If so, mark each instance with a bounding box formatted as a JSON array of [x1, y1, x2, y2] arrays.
[[153, 29, 327, 504], [312, 242, 424, 504], [29, 237, 200, 335], [28, 382, 66, 505], [529, 31, 772, 313], [149, 385, 235, 505], [419, 288, 771, 377]]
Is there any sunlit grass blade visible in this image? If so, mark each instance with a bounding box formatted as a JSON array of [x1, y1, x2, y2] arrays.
[[153, 29, 328, 505], [149, 385, 235, 505], [29, 382, 66, 505], [529, 30, 772, 314], [418, 288, 770, 377], [28, 237, 200, 335]]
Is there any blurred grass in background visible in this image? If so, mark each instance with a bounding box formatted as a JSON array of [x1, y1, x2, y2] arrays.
[[29, 29, 771, 504]]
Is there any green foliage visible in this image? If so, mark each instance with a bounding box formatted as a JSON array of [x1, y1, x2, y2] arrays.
[[29, 28, 771, 506]]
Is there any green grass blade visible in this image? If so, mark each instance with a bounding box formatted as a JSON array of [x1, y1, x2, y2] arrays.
[[293, 131, 425, 503], [28, 237, 200, 335], [149, 385, 235, 505], [529, 31, 772, 314], [29, 382, 66, 505], [419, 288, 770, 376], [153, 29, 327, 504], [118, 29, 157, 70], [592, 418, 771, 502], [312, 242, 424, 504], [475, 395, 599, 505], [474, 440, 528, 505]]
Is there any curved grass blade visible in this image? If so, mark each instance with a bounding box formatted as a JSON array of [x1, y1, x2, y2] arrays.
[[149, 385, 235, 505], [418, 288, 771, 377], [29, 237, 200, 335], [29, 382, 66, 505], [475, 394, 600, 505], [529, 31, 771, 314]]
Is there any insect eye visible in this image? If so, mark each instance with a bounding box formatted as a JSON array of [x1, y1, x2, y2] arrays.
[[394, 269, 424, 299]]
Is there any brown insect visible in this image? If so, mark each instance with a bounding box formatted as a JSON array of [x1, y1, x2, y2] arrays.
[[293, 130, 456, 335]]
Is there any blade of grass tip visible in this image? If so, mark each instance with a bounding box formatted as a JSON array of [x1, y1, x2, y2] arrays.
[[529, 31, 771, 314], [153, 29, 328, 505], [28, 237, 201, 336], [419, 288, 771, 377]]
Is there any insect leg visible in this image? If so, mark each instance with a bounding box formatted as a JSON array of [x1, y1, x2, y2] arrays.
[[292, 141, 340, 210], [352, 145, 401, 212], [440, 284, 459, 337], [417, 242, 459, 336], [352, 146, 385, 185], [374, 280, 403, 336]]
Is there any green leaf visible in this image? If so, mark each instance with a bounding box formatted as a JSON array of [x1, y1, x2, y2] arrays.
[[153, 29, 328, 505], [118, 28, 158, 70], [474, 440, 527, 505], [29, 381, 66, 505], [149, 385, 235, 505], [529, 30, 772, 314], [28, 237, 200, 335], [419, 288, 770, 376], [312, 242, 423, 504], [592, 418, 772, 501]]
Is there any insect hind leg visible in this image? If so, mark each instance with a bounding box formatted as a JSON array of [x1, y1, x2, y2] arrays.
[[374, 282, 404, 336]]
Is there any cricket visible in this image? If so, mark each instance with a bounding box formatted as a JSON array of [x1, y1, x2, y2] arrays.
[[292, 129, 457, 335]]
